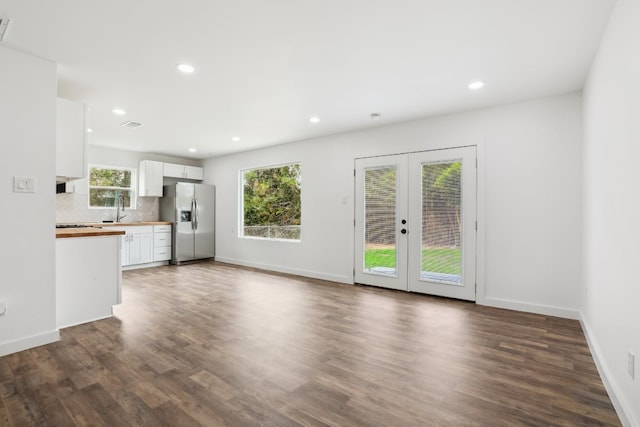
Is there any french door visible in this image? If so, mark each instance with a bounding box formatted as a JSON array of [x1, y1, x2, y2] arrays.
[[354, 146, 477, 301]]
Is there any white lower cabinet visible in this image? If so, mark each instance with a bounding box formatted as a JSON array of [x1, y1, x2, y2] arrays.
[[153, 224, 172, 261], [128, 232, 154, 265], [111, 224, 172, 267], [112, 226, 153, 267]]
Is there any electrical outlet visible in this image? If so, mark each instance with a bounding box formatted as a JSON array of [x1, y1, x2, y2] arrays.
[[629, 351, 635, 379]]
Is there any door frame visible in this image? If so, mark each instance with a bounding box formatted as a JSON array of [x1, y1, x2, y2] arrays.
[[353, 143, 486, 303]]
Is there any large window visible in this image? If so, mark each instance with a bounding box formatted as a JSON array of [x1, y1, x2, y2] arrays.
[[88, 165, 136, 209], [242, 163, 301, 240]]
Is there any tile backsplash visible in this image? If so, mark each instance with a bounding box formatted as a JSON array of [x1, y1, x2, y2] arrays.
[[56, 193, 159, 223]]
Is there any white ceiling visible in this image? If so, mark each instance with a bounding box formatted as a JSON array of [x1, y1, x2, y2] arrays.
[[1, 0, 616, 159]]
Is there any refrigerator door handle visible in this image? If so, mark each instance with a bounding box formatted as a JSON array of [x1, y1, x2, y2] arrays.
[[193, 198, 198, 230], [191, 199, 196, 230]]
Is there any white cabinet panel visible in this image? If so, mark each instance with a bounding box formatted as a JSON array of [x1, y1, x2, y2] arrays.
[[154, 232, 171, 247], [112, 226, 154, 266], [153, 224, 172, 261], [139, 160, 164, 197], [163, 162, 185, 178], [56, 235, 121, 328], [129, 233, 153, 265], [154, 246, 171, 261], [154, 224, 172, 233], [163, 162, 203, 180], [120, 234, 129, 266], [185, 165, 204, 180], [56, 98, 87, 180]]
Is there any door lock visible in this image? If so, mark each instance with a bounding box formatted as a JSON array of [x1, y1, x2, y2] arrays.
[[401, 229, 407, 234]]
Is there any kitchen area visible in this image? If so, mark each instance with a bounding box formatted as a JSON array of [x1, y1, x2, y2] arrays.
[[55, 98, 215, 330]]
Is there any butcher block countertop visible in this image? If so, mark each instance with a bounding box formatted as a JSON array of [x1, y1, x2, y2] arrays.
[[55, 221, 172, 238], [56, 228, 126, 239], [94, 221, 172, 227]]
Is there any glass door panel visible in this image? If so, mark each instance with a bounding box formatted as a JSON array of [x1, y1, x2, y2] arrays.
[[364, 166, 398, 277], [354, 154, 408, 291], [421, 161, 462, 284]]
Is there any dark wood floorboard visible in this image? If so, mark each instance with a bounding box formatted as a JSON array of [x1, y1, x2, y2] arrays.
[[0, 261, 620, 426]]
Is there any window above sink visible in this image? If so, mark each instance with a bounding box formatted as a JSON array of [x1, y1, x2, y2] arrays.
[[88, 164, 136, 210]]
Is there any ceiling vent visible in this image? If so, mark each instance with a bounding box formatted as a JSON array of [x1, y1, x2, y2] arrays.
[[0, 17, 11, 41], [121, 121, 142, 129]]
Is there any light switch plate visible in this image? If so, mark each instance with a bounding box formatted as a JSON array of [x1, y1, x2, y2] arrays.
[[629, 351, 635, 379], [13, 176, 35, 193]]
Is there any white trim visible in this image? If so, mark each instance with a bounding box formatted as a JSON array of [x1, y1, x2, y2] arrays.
[[239, 235, 301, 243], [479, 296, 580, 320], [215, 256, 353, 284], [0, 330, 60, 357], [57, 314, 115, 330], [122, 261, 169, 271], [475, 139, 487, 305], [580, 316, 636, 427]]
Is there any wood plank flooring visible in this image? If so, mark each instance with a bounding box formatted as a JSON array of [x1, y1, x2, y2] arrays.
[[0, 261, 620, 426]]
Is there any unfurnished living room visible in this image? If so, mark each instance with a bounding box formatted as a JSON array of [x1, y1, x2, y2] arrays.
[[1, 0, 639, 426]]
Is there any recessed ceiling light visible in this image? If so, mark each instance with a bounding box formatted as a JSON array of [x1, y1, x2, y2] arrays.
[[468, 81, 485, 90], [87, 128, 93, 133], [177, 64, 195, 73], [112, 108, 126, 115], [309, 116, 320, 124], [232, 137, 240, 142], [188, 148, 196, 153]]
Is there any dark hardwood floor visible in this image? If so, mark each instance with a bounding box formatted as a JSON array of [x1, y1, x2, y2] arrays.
[[0, 261, 620, 426]]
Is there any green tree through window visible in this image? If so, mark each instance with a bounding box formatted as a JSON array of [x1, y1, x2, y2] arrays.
[[242, 163, 301, 240], [88, 165, 135, 209]]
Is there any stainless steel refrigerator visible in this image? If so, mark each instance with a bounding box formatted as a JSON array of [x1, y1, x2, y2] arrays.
[[160, 183, 215, 264]]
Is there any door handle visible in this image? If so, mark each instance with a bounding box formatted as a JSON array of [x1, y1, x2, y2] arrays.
[[191, 200, 195, 230], [193, 199, 198, 230], [401, 229, 407, 234]]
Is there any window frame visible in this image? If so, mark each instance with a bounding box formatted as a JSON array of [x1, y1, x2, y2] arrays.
[[239, 162, 302, 242], [87, 164, 137, 210]]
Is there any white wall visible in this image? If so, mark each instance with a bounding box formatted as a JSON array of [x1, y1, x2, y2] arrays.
[[583, 0, 640, 424], [0, 47, 59, 356], [56, 146, 202, 223], [204, 92, 583, 318]]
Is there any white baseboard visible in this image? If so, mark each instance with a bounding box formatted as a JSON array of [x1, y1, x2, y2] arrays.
[[122, 261, 169, 271], [478, 296, 580, 319], [215, 257, 353, 285], [0, 330, 60, 357], [580, 316, 637, 427]]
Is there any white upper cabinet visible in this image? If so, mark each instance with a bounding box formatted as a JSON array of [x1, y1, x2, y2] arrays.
[[139, 160, 164, 197], [56, 98, 87, 180], [163, 162, 203, 180], [162, 162, 185, 178], [184, 165, 204, 180]]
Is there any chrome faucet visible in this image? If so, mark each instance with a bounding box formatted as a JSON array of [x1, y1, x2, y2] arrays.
[[115, 192, 127, 222]]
